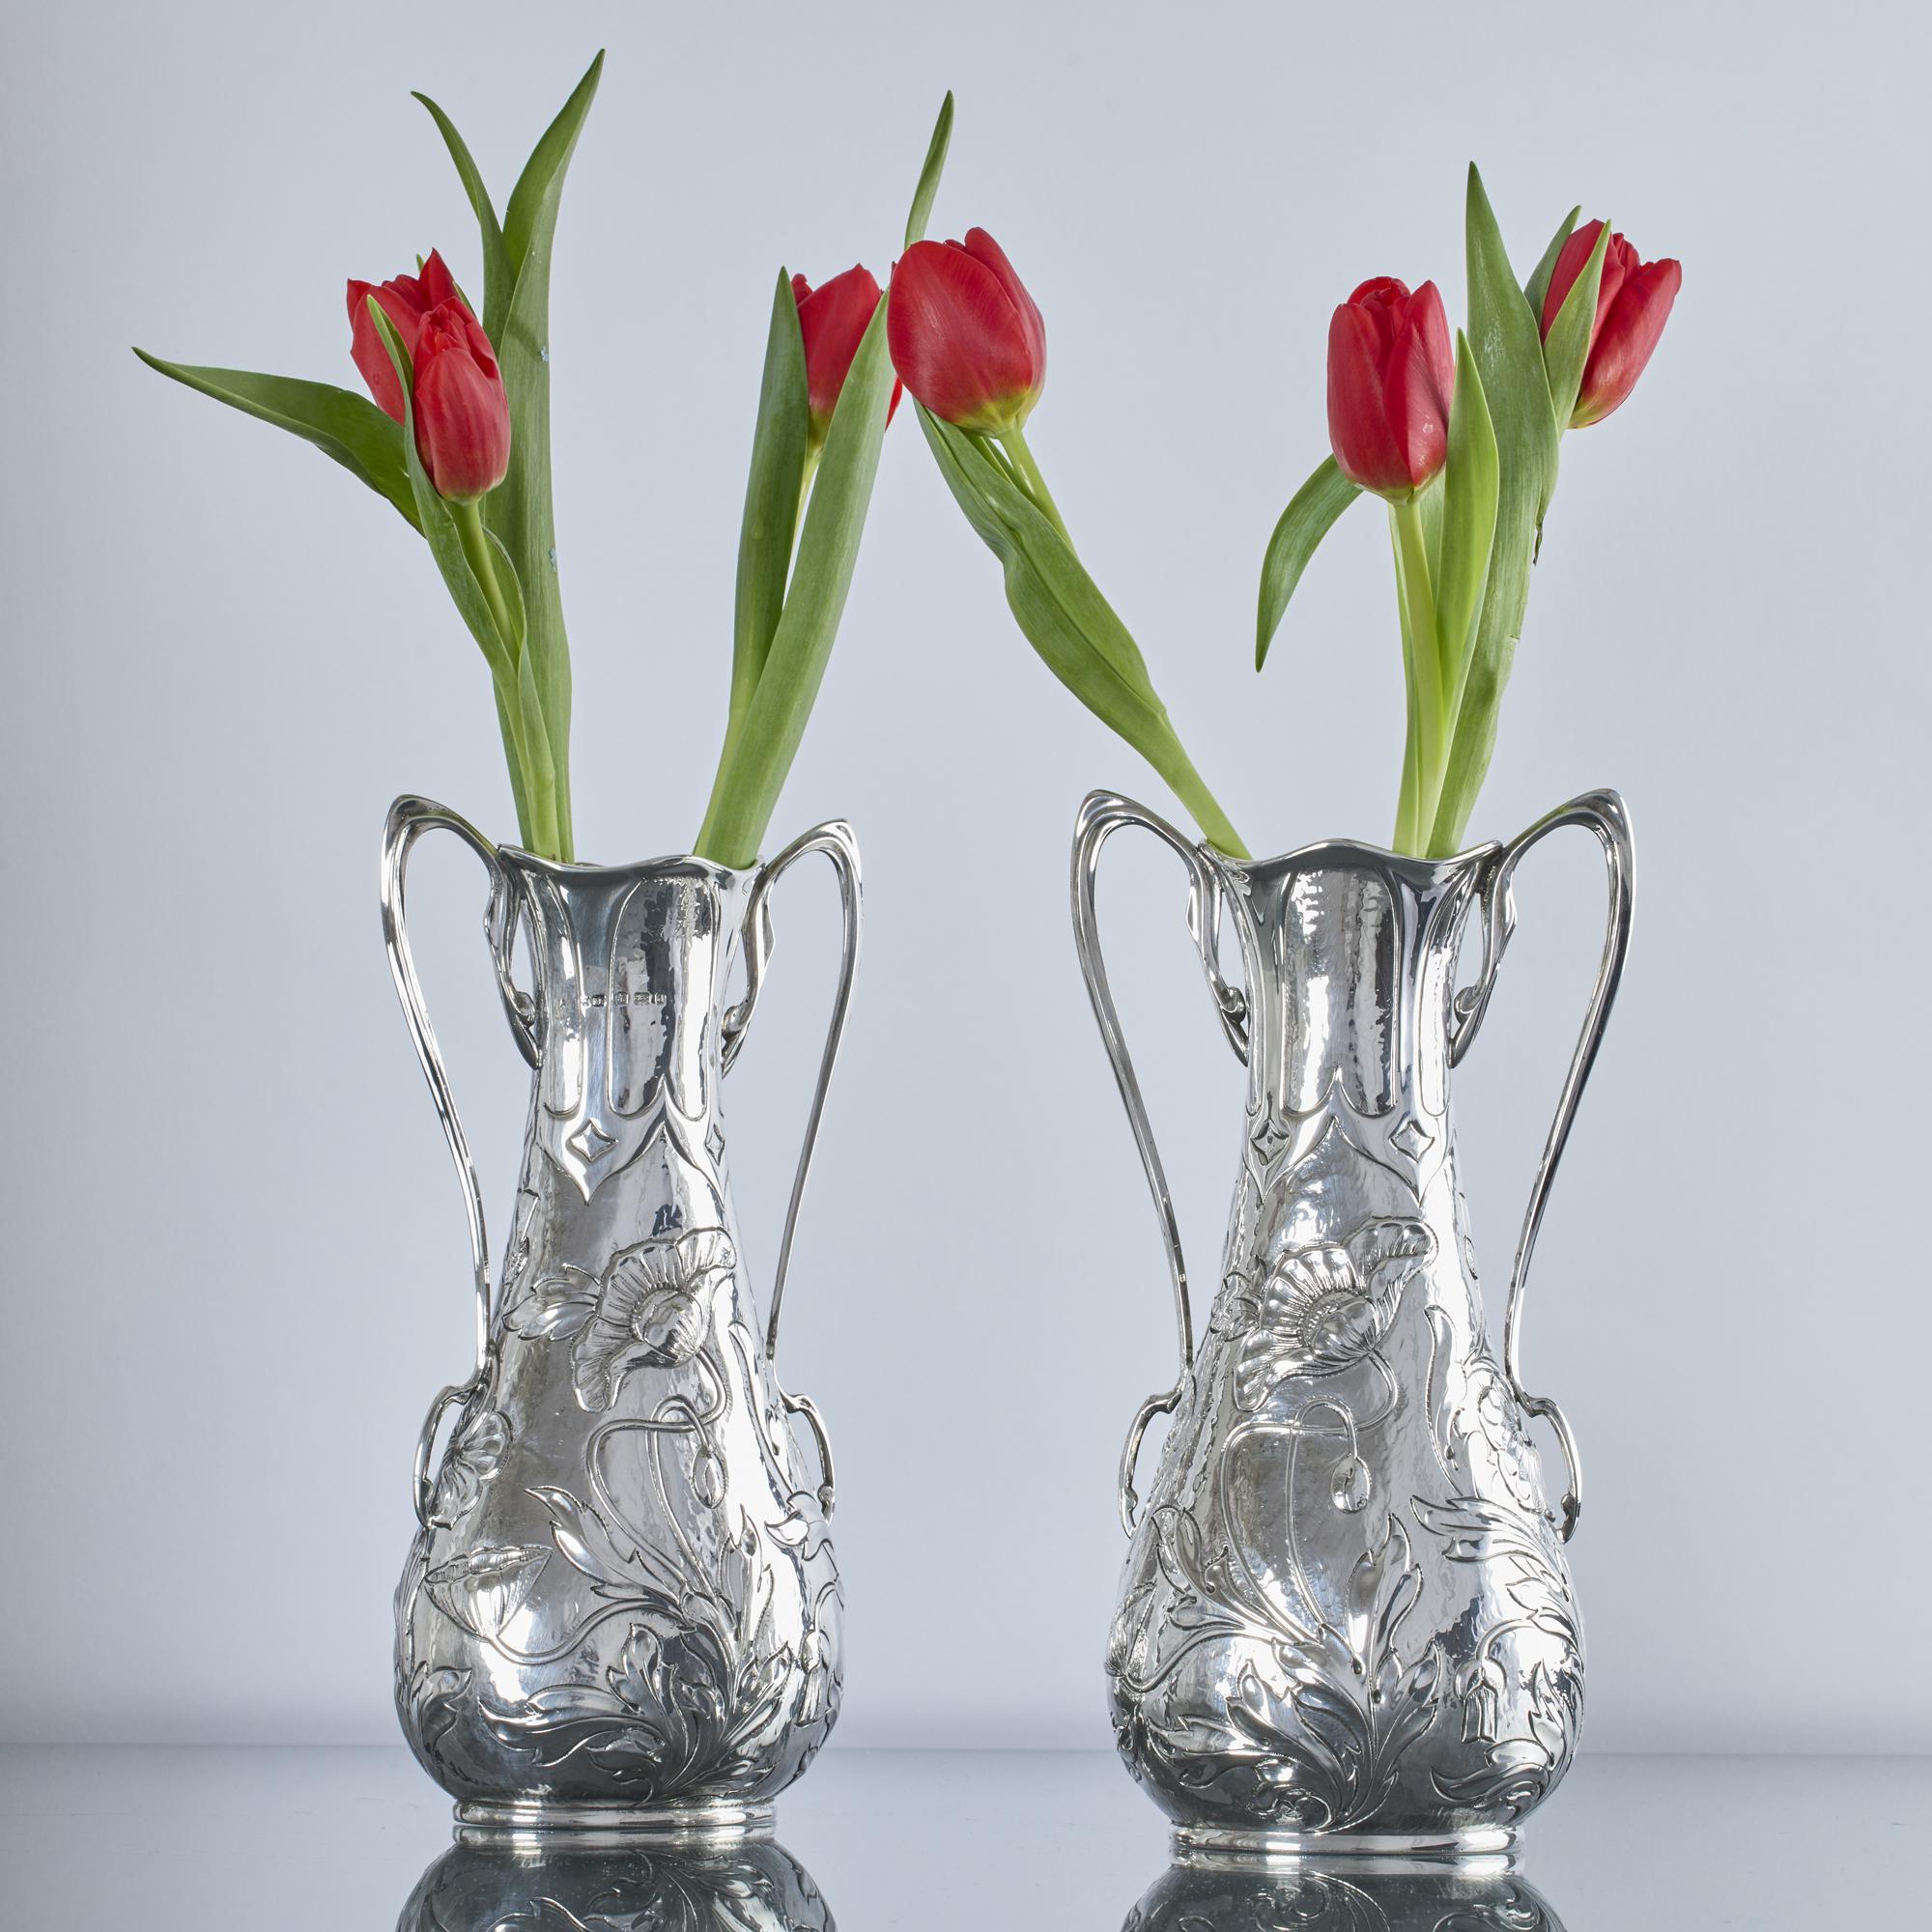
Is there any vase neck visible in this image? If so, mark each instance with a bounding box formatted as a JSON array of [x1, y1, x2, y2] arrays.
[[1229, 845, 1485, 1125], [502, 853, 753, 1202]]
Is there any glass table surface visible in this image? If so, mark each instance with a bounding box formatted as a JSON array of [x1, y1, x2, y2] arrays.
[[0, 1746, 1923, 1928]]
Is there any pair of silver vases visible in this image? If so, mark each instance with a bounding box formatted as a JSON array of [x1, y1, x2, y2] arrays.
[[382, 782, 1633, 1863]]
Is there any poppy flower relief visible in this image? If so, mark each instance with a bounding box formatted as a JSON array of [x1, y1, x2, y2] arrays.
[[570, 1228, 738, 1411], [1236, 1218, 1436, 1411]]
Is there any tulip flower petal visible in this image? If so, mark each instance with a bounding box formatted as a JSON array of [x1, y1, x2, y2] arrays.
[[889, 239, 1041, 435], [963, 228, 1047, 382], [410, 299, 510, 501], [797, 266, 887, 434], [1542, 218, 1613, 431], [1382, 282, 1454, 492], [1327, 302, 1409, 497], [1574, 257, 1681, 425]]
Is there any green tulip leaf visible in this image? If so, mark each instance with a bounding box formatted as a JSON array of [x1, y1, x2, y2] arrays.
[[481, 48, 605, 862], [696, 300, 897, 867], [133, 353, 422, 531], [1428, 164, 1562, 856], [905, 91, 954, 248], [1435, 332, 1499, 724], [491, 676, 534, 844], [484, 523, 529, 658], [1255, 455, 1361, 669], [917, 406, 1245, 854], [502, 51, 605, 284], [925, 412, 1162, 706], [718, 267, 810, 778], [412, 90, 513, 344], [1524, 204, 1581, 325], [1541, 215, 1611, 434]]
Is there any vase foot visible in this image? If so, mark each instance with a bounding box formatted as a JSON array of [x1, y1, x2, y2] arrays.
[[453, 1797, 775, 1849], [1172, 1822, 1517, 1872]]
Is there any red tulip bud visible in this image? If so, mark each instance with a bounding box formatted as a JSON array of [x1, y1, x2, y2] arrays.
[[792, 267, 899, 451], [411, 299, 511, 502], [347, 249, 464, 423], [1541, 220, 1681, 427], [1326, 277, 1454, 501], [887, 228, 1045, 436]]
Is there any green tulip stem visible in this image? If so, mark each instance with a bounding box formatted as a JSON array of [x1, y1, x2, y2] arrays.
[[454, 498, 519, 660], [1391, 493, 1447, 851], [998, 424, 1073, 549]]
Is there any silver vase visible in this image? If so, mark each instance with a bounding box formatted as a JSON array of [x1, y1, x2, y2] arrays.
[[382, 797, 860, 1845], [1072, 788, 1634, 1861]]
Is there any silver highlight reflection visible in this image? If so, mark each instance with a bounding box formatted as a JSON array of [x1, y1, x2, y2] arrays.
[[1123, 1857, 1567, 1929], [399, 1837, 834, 1931]]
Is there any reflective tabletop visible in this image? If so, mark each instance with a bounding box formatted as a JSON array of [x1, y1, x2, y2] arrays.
[[1, 1746, 1924, 1927]]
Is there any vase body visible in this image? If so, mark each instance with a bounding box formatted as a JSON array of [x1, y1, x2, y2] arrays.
[[1072, 790, 1633, 1861], [383, 800, 860, 1844]]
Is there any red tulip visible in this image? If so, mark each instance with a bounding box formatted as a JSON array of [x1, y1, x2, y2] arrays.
[[1540, 220, 1681, 427], [410, 298, 511, 501], [1326, 277, 1454, 501], [347, 249, 465, 423], [887, 228, 1045, 436], [792, 267, 900, 450]]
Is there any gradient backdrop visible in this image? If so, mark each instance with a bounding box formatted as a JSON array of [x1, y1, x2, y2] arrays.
[[2, 0, 1926, 1753]]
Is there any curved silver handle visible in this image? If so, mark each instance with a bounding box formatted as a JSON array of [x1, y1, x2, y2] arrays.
[[380, 795, 538, 1528], [1070, 791, 1250, 1534], [720, 819, 862, 1516], [1451, 788, 1635, 1542]]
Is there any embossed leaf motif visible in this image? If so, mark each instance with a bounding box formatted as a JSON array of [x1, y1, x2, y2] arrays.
[[427, 1407, 510, 1528], [504, 1264, 600, 1341], [424, 1544, 550, 1639], [571, 1228, 737, 1411], [1236, 1218, 1435, 1410]]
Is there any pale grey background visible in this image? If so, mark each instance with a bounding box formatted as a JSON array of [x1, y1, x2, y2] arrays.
[[2, 0, 1925, 1756]]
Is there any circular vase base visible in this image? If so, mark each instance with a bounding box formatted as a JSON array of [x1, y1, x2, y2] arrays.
[[1172, 1822, 1517, 1872], [454, 1797, 775, 1850]]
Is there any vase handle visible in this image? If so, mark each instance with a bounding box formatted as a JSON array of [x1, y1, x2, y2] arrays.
[[720, 820, 862, 1517], [1452, 788, 1635, 1543], [381, 796, 539, 1528], [1071, 790, 1250, 1535]]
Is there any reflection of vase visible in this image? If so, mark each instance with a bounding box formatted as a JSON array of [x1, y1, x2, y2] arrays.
[[398, 1836, 834, 1932], [383, 798, 861, 1844], [1123, 1858, 1568, 1931], [1073, 790, 1634, 1861]]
